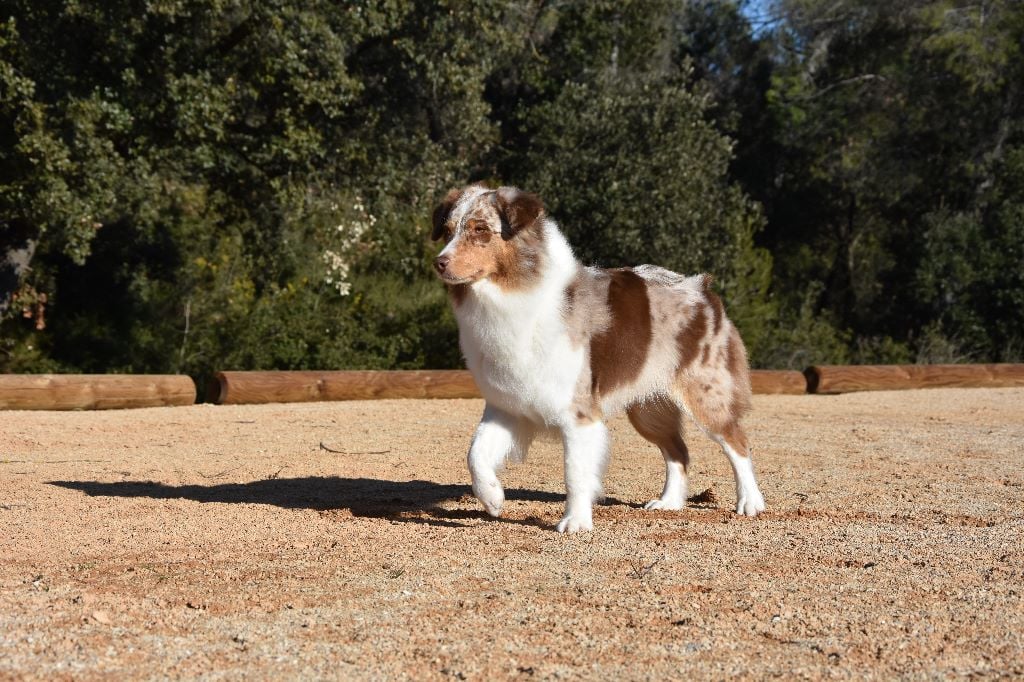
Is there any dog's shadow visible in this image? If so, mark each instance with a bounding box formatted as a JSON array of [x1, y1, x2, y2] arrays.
[[48, 476, 571, 529]]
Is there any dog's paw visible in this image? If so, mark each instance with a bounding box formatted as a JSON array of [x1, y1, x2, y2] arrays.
[[735, 487, 766, 517], [555, 514, 593, 533], [643, 498, 685, 511], [473, 479, 505, 517]]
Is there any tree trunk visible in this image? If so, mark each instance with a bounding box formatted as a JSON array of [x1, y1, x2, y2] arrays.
[[0, 220, 39, 317]]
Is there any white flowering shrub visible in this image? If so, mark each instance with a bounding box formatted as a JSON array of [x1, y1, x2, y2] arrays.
[[321, 197, 376, 297]]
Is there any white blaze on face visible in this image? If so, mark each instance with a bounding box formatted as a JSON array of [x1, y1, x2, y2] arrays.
[[437, 186, 494, 259], [437, 236, 457, 260]]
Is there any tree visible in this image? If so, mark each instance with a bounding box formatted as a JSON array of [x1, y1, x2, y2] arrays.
[[0, 1, 520, 378], [489, 1, 779, 362], [711, 0, 1024, 362]]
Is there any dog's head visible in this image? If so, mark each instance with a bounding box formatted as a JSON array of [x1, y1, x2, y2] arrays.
[[431, 185, 545, 289]]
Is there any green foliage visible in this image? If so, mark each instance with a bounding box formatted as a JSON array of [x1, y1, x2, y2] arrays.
[[521, 79, 746, 272], [493, 2, 779, 365], [2, 0, 1022, 378], [757, 282, 853, 369], [516, 74, 780, 364], [1, 0, 492, 382], [718, 0, 1024, 363]]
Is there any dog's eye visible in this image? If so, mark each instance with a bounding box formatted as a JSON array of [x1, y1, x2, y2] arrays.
[[473, 225, 489, 234]]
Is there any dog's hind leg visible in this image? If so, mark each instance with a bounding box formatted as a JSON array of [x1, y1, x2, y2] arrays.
[[675, 326, 765, 516], [468, 404, 535, 518], [676, 383, 765, 517], [626, 397, 689, 511], [556, 418, 610, 533], [708, 421, 765, 517]]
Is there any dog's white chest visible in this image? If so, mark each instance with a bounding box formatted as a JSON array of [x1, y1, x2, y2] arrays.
[[456, 282, 582, 423]]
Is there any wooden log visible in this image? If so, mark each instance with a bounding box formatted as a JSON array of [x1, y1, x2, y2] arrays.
[[213, 370, 481, 404], [750, 370, 808, 395], [805, 364, 1024, 394], [215, 369, 808, 404], [0, 374, 196, 410]]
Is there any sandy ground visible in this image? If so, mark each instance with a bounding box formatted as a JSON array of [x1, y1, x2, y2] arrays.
[[1, 388, 1022, 680]]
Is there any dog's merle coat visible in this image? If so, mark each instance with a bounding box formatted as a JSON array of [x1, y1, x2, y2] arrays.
[[432, 184, 765, 532]]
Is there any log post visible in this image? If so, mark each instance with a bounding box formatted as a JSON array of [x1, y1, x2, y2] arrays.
[[0, 375, 196, 410], [805, 364, 1024, 394], [213, 370, 482, 404]]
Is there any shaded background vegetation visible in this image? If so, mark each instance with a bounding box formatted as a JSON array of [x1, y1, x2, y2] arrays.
[[2, 0, 1022, 386]]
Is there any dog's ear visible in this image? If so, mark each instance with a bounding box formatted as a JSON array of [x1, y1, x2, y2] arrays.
[[431, 188, 463, 242], [493, 187, 544, 238]]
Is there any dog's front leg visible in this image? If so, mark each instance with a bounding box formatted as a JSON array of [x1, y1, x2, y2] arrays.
[[556, 420, 610, 533], [468, 404, 532, 518]]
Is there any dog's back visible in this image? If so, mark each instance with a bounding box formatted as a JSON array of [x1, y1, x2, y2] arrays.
[[562, 264, 752, 430]]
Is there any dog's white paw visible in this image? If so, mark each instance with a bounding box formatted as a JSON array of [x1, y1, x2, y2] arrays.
[[473, 479, 505, 517], [555, 513, 593, 533], [643, 498, 685, 511], [736, 487, 766, 517]]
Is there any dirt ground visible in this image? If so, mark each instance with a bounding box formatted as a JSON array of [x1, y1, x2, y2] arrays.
[[1, 388, 1022, 680]]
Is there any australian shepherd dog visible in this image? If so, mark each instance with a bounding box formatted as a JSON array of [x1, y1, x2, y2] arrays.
[[431, 184, 766, 532]]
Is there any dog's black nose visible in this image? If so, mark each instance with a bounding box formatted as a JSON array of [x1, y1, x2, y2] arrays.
[[434, 255, 451, 274]]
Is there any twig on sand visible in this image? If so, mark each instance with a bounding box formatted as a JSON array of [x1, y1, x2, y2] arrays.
[[628, 555, 664, 579], [318, 442, 391, 455]]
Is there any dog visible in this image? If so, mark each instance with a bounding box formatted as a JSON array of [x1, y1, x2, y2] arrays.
[[431, 184, 766, 532]]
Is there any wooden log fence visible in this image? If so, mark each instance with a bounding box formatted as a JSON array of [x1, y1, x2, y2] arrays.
[[212, 369, 811, 404], [0, 374, 195, 410], [1, 364, 1022, 409]]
